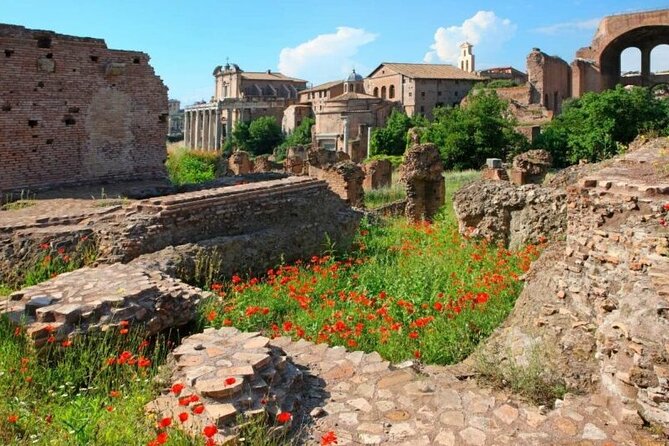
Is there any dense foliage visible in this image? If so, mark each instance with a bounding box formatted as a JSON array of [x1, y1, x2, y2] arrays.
[[422, 90, 528, 170], [231, 117, 284, 156], [536, 86, 669, 166], [369, 110, 427, 157], [275, 117, 314, 161], [165, 149, 219, 185]]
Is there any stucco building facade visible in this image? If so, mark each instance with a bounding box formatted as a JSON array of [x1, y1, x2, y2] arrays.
[[364, 63, 483, 119]]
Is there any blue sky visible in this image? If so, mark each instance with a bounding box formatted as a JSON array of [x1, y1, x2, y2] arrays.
[[2, 0, 669, 105]]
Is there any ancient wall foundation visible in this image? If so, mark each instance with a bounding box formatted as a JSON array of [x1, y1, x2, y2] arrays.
[[0, 24, 169, 196]]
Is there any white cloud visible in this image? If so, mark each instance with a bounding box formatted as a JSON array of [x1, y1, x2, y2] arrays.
[[424, 11, 516, 64], [533, 18, 600, 35], [278, 27, 377, 85]]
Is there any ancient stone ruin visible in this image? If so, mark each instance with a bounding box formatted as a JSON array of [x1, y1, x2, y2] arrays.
[[399, 143, 445, 222], [453, 179, 567, 249], [147, 328, 304, 445], [362, 159, 392, 190], [227, 151, 253, 175], [479, 139, 669, 430], [509, 149, 552, 185], [306, 149, 364, 207], [0, 24, 168, 198], [3, 263, 205, 346]]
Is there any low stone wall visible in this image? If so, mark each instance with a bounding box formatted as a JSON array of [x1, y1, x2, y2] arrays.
[[0, 177, 361, 285], [307, 162, 364, 207], [2, 263, 205, 346], [363, 159, 392, 190]]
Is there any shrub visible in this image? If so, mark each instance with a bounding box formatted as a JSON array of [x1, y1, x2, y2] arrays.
[[369, 111, 427, 157], [365, 154, 403, 168], [536, 86, 669, 167], [277, 117, 314, 161], [231, 117, 284, 156], [422, 90, 528, 170], [166, 148, 219, 185]]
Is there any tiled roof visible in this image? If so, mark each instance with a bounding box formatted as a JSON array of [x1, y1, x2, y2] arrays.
[[300, 80, 343, 94], [240, 72, 307, 83], [369, 63, 483, 80], [328, 91, 379, 101]]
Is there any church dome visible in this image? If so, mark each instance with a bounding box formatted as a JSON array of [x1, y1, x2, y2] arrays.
[[346, 69, 363, 82]]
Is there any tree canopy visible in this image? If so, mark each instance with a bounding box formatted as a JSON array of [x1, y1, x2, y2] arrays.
[[536, 86, 669, 167], [369, 110, 426, 157], [421, 90, 527, 170], [231, 116, 284, 156]]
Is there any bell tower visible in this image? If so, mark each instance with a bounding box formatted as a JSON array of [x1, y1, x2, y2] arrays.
[[459, 42, 475, 73]]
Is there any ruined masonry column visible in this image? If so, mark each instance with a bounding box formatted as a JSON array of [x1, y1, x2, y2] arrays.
[[207, 109, 214, 151], [203, 110, 210, 151], [215, 108, 222, 151], [194, 111, 200, 150], [225, 108, 232, 142], [641, 47, 651, 87], [183, 111, 190, 148]]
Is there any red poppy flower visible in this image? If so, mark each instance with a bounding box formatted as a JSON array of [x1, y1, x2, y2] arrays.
[[119, 320, 129, 327], [664, 203, 669, 211], [206, 310, 217, 322], [7, 414, 18, 423], [205, 439, 215, 446], [276, 412, 292, 423], [321, 431, 338, 445], [224, 377, 236, 386], [158, 417, 171, 428], [413, 350, 421, 358], [137, 357, 151, 368], [178, 412, 189, 423], [106, 406, 114, 412], [192, 405, 205, 415], [47, 335, 56, 343], [110, 390, 121, 398], [120, 328, 129, 335], [178, 397, 191, 406], [203, 424, 218, 437], [155, 432, 168, 444], [408, 331, 419, 339], [61, 339, 72, 347], [171, 383, 185, 396]]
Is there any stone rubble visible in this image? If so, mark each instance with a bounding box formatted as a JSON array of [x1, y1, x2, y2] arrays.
[[2, 263, 205, 346]]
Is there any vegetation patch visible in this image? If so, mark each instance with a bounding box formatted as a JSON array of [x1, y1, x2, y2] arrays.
[[166, 148, 220, 185]]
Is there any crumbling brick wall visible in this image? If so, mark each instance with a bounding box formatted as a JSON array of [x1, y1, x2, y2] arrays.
[[400, 143, 445, 222], [527, 48, 571, 113], [363, 159, 392, 190], [0, 24, 168, 197], [307, 161, 364, 207]]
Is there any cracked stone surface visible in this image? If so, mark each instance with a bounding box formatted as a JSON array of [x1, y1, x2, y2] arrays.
[[158, 326, 663, 445]]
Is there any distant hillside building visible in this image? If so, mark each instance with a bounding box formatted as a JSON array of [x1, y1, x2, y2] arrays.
[[479, 67, 528, 85], [364, 62, 484, 119], [183, 63, 307, 150]]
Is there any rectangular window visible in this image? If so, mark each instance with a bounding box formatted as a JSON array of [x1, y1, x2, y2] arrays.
[[421, 92, 425, 98], [420, 106, 424, 113]]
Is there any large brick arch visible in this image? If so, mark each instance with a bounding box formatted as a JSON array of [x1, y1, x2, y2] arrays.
[[572, 9, 669, 95]]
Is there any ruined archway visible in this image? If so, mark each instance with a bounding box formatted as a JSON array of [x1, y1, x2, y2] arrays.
[[573, 10, 669, 96]]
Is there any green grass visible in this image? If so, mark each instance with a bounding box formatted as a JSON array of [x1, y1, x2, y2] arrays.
[[166, 148, 221, 186], [364, 183, 406, 209]]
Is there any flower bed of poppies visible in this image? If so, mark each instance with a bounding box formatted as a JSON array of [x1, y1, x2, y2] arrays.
[[200, 216, 542, 365]]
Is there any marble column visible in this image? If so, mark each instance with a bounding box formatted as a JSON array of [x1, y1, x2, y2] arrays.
[[215, 108, 222, 150], [183, 111, 190, 148]]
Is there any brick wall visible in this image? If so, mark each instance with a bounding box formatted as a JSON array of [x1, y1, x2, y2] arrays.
[[0, 24, 168, 196]]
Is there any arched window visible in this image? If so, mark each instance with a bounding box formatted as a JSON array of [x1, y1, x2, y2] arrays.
[[373, 87, 379, 97], [651, 44, 669, 74], [381, 86, 386, 99], [389, 85, 395, 99], [620, 47, 641, 77]]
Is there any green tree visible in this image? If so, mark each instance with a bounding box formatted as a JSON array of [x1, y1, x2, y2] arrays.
[[248, 116, 284, 155], [422, 90, 527, 170], [230, 117, 284, 156], [369, 110, 413, 156], [536, 85, 669, 166], [231, 121, 250, 152], [276, 117, 314, 160]]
